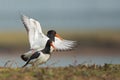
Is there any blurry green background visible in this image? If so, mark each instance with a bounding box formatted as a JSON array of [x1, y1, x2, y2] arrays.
[[0, 0, 120, 50]]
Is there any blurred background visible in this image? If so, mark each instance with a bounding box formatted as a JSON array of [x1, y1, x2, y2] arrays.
[[0, 0, 120, 67]]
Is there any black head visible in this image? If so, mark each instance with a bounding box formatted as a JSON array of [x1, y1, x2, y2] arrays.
[[47, 30, 56, 41]]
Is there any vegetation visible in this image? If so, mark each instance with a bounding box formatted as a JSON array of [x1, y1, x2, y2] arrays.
[[0, 64, 120, 80], [0, 29, 120, 49], [0, 29, 120, 80]]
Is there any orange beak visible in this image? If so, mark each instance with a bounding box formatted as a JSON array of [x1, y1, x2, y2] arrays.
[[50, 42, 56, 49], [55, 34, 63, 40]]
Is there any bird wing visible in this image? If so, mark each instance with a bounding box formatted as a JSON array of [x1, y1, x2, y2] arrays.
[[54, 37, 77, 51], [21, 15, 48, 49], [21, 15, 76, 51]]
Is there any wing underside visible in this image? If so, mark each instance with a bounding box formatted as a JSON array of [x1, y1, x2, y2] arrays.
[[21, 15, 48, 49], [54, 37, 77, 51]]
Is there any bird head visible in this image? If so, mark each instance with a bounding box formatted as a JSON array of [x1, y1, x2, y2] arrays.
[[47, 30, 63, 41]]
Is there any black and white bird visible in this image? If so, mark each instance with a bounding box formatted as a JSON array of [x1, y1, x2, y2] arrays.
[[20, 15, 76, 66], [21, 15, 76, 51], [22, 39, 55, 67]]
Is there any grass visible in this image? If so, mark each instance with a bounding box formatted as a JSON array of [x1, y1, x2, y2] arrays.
[[0, 64, 120, 80]]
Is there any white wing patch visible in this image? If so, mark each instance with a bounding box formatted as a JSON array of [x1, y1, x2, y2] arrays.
[[21, 15, 48, 49], [54, 37, 77, 51]]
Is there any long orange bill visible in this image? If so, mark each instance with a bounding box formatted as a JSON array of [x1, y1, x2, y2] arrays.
[[50, 43, 56, 49], [55, 34, 63, 40]]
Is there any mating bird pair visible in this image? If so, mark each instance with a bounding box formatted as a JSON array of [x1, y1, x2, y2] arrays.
[[20, 15, 76, 67]]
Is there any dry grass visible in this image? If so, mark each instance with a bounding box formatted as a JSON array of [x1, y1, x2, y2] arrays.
[[0, 64, 120, 80]]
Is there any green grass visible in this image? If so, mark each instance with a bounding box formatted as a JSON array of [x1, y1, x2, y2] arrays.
[[0, 64, 120, 80]]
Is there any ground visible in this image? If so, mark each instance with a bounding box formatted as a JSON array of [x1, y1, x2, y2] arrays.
[[0, 64, 120, 80]]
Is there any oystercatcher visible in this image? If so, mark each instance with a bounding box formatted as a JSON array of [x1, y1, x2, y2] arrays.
[[22, 39, 55, 67], [21, 15, 76, 63]]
